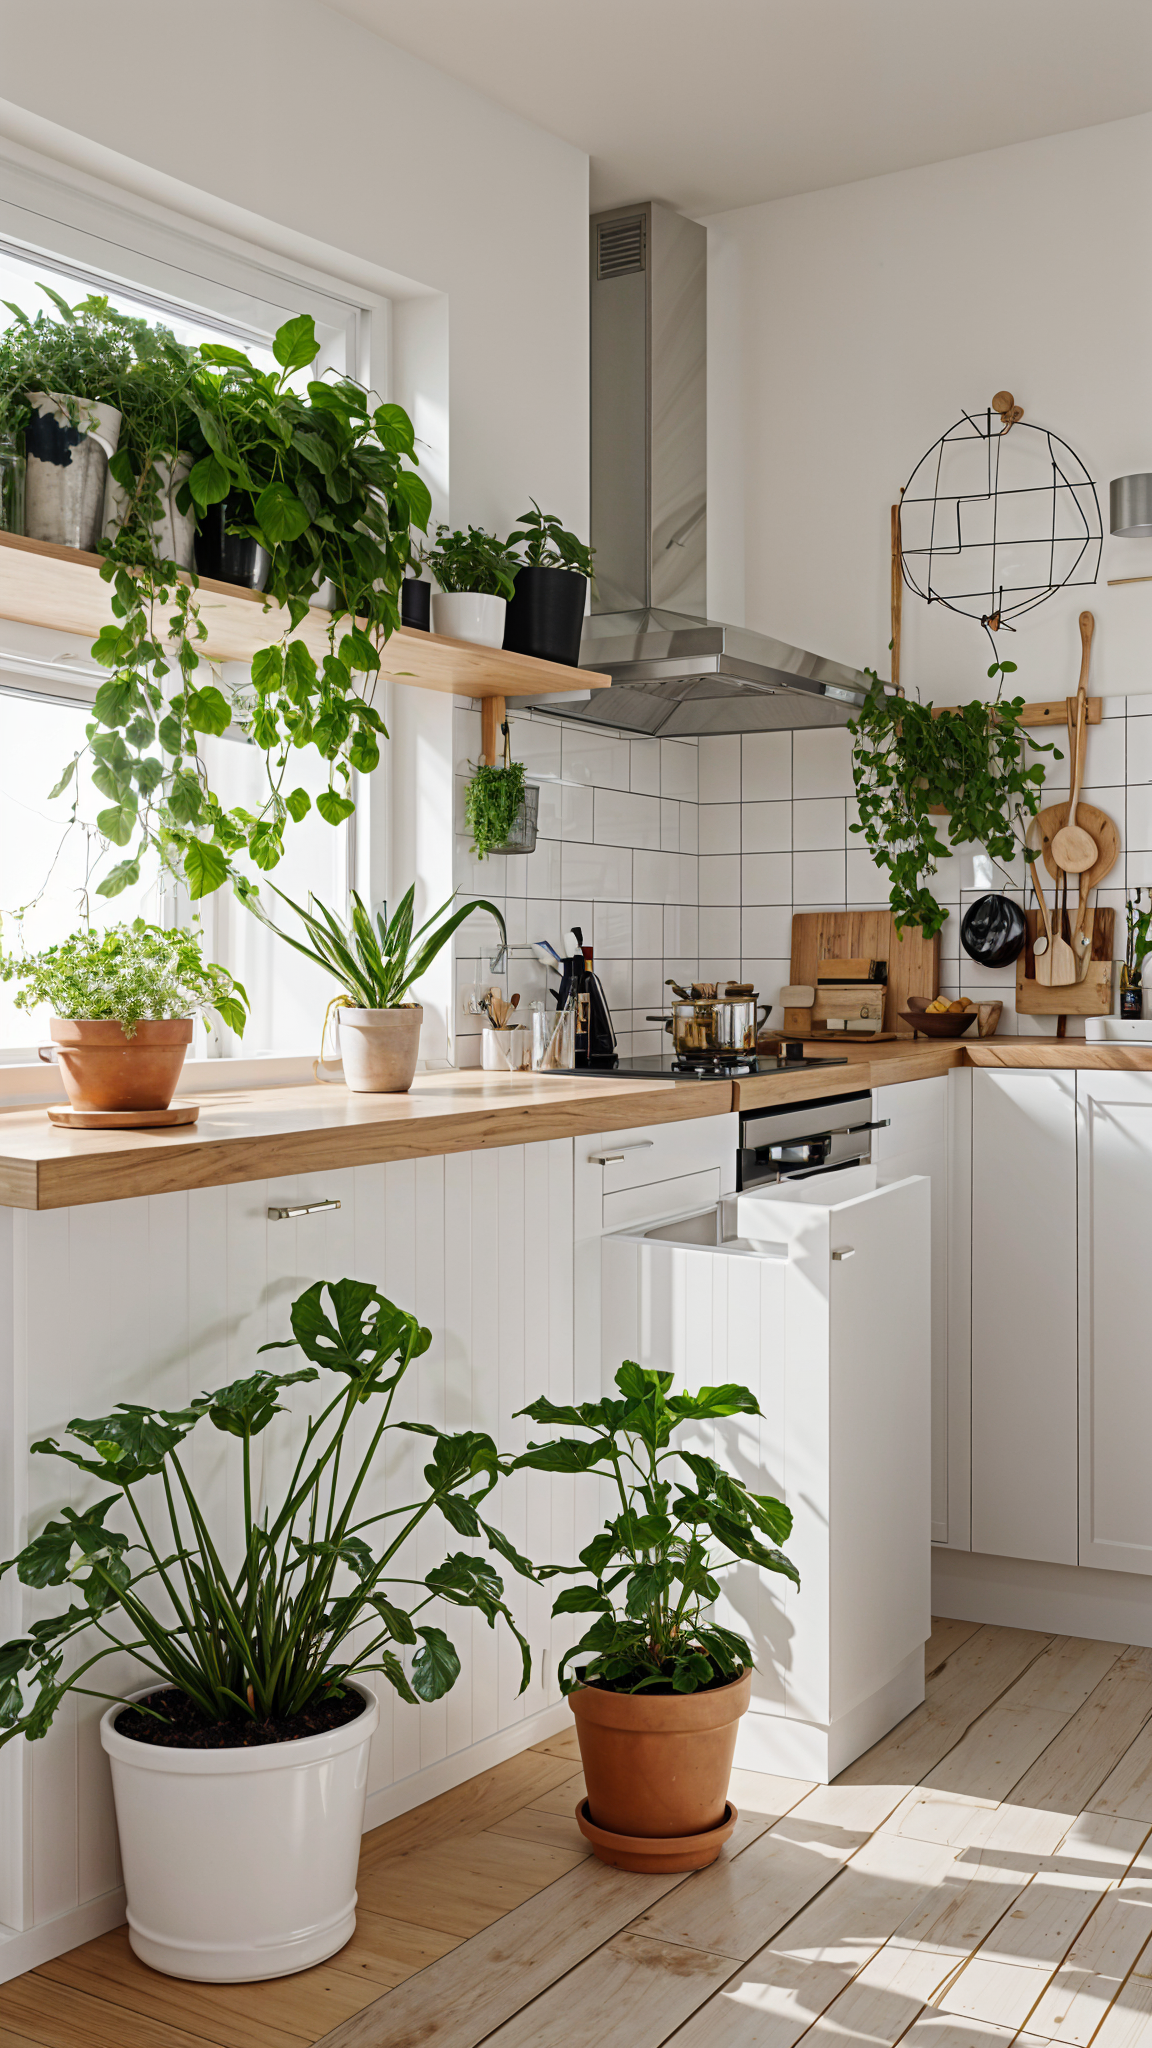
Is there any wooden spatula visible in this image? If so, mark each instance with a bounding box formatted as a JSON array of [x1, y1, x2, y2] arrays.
[[1027, 819, 1054, 986], [1051, 615, 1097, 874]]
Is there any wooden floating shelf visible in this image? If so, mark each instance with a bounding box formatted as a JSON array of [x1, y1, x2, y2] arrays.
[[0, 532, 605, 702]]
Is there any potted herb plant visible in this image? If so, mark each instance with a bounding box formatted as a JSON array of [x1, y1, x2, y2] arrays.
[[254, 884, 506, 1092], [0, 919, 248, 1112], [0, 288, 135, 550], [504, 501, 593, 666], [513, 1359, 798, 1873], [427, 523, 520, 647], [0, 1276, 535, 1980], [465, 720, 538, 858]]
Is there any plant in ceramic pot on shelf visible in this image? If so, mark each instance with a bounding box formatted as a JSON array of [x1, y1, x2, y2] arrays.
[[504, 501, 593, 666], [426, 522, 520, 648], [0, 919, 248, 1113], [0, 1276, 536, 1980], [513, 1359, 798, 1873], [254, 884, 506, 1093]]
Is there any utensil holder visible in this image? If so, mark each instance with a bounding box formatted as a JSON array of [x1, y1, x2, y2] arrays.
[[481, 1025, 531, 1072]]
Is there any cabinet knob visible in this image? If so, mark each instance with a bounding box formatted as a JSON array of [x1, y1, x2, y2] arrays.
[[831, 1246, 856, 1261]]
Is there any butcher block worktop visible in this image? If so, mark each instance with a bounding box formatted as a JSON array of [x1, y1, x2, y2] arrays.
[[2, 1037, 1152, 1209]]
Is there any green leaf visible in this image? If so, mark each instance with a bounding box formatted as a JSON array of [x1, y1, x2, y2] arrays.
[[48, 758, 77, 800], [285, 787, 311, 823], [666, 1383, 761, 1422], [370, 1596, 417, 1646], [183, 838, 228, 899], [93, 678, 140, 729], [247, 820, 283, 871], [168, 770, 203, 825], [411, 1625, 461, 1702], [250, 645, 284, 692], [187, 453, 230, 509], [374, 1650, 418, 1706], [95, 857, 141, 899], [550, 1585, 612, 1616], [96, 798, 137, 847], [273, 314, 319, 373], [185, 686, 232, 737], [195, 1367, 317, 1438], [255, 481, 311, 546], [316, 789, 355, 826]]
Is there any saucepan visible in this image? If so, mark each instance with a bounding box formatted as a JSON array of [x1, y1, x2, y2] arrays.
[[648, 995, 772, 1058]]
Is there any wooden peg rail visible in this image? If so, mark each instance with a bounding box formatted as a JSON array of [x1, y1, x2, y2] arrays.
[[931, 698, 1102, 728], [481, 695, 506, 766]]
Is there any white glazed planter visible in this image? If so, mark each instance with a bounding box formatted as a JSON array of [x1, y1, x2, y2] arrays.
[[339, 1004, 423, 1092], [99, 1680, 380, 1981], [103, 450, 195, 568], [431, 590, 507, 648]]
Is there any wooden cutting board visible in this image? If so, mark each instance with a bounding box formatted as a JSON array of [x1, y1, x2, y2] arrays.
[[784, 912, 939, 1038]]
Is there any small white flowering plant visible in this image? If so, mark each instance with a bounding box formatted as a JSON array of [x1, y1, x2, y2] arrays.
[[0, 920, 249, 1036]]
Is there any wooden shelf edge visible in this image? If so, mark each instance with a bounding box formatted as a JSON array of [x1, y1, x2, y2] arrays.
[[0, 531, 605, 700]]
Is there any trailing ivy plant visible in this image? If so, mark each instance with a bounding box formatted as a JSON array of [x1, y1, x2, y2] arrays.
[[512, 1361, 798, 1696], [36, 309, 430, 904], [0, 1277, 536, 1743], [465, 759, 527, 859], [847, 662, 1057, 936]]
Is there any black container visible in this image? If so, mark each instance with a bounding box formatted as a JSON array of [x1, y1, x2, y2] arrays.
[[1121, 985, 1143, 1020], [194, 491, 270, 592], [502, 565, 586, 666], [960, 893, 1027, 969], [401, 578, 430, 631]]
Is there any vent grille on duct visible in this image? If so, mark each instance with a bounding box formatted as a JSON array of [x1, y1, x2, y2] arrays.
[[596, 215, 645, 280]]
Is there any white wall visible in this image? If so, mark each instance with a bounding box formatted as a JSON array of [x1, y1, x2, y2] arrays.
[[705, 111, 1152, 698], [701, 113, 1152, 1033]]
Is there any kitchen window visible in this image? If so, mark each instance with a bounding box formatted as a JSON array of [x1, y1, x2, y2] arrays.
[[0, 186, 382, 1061]]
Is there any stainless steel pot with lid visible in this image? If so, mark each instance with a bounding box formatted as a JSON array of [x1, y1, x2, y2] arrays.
[[647, 980, 773, 1059]]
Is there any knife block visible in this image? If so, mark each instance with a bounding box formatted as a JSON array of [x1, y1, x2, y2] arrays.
[[1016, 907, 1113, 1016]]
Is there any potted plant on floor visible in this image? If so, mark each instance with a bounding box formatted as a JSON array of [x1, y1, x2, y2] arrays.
[[0, 1276, 535, 1981], [0, 919, 248, 1113], [427, 523, 520, 647], [504, 501, 593, 666], [513, 1359, 798, 1873], [254, 884, 506, 1092]]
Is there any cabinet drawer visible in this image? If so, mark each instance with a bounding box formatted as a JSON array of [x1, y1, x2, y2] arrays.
[[581, 1113, 735, 1195], [602, 1167, 722, 1235]]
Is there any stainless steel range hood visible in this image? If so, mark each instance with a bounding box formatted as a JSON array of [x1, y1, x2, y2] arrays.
[[562, 200, 871, 736]]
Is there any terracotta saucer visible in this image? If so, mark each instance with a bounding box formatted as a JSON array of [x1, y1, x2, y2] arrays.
[[47, 1104, 200, 1131], [575, 1798, 738, 1872]]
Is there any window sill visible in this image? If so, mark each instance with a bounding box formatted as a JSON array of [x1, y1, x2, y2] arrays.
[[0, 1049, 320, 1111]]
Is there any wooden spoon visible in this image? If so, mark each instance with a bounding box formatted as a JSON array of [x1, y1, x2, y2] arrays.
[[1027, 819, 1053, 986], [1051, 614, 1097, 873]]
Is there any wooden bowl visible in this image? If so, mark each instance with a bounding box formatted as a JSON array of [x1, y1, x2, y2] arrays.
[[899, 1007, 977, 1038]]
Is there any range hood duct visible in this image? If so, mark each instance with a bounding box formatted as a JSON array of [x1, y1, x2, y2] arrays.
[[561, 200, 871, 736]]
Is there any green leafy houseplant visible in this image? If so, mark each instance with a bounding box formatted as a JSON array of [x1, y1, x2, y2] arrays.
[[508, 500, 594, 580], [0, 1277, 534, 1745], [848, 664, 1057, 936], [33, 307, 430, 906], [513, 1361, 798, 1696], [0, 919, 248, 1036], [0, 286, 146, 440], [427, 523, 519, 599], [253, 885, 506, 1010], [465, 758, 527, 859]]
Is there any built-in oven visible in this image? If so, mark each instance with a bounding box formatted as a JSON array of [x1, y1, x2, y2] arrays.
[[737, 1090, 890, 1192]]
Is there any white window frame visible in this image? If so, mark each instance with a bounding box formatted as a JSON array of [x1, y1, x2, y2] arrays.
[[0, 142, 402, 1098]]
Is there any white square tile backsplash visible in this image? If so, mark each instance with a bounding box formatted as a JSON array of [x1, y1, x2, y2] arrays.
[[453, 693, 1152, 1062]]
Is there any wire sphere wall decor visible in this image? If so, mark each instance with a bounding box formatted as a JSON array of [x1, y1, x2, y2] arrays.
[[898, 392, 1101, 634]]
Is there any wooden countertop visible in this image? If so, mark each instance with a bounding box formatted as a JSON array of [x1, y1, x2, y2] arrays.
[[5, 1037, 1152, 1210], [0, 1068, 731, 1211]]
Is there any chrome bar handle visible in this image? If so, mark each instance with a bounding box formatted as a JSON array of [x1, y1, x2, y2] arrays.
[[587, 1140, 655, 1166], [267, 1199, 342, 1221]]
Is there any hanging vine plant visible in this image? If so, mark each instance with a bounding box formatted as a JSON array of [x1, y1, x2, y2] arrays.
[[847, 662, 1058, 936]]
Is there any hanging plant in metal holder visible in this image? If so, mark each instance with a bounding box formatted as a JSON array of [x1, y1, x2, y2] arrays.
[[898, 391, 1101, 643], [464, 722, 539, 859]]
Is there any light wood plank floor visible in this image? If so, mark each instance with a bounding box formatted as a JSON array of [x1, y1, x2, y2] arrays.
[[10, 1620, 1152, 2047]]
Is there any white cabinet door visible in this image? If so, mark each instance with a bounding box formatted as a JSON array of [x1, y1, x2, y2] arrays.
[[874, 1073, 957, 1546], [1078, 1072, 1152, 1575], [971, 1069, 1078, 1565]]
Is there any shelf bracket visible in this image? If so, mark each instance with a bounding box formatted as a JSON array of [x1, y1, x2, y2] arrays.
[[481, 695, 506, 767]]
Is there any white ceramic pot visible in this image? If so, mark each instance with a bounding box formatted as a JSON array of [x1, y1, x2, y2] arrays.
[[338, 1004, 423, 1092], [103, 451, 195, 569], [24, 392, 122, 551], [431, 590, 507, 648], [100, 1681, 380, 1981]]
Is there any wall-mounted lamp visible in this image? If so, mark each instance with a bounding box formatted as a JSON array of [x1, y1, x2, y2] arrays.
[[1111, 475, 1152, 538]]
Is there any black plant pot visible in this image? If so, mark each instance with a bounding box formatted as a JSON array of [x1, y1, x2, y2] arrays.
[[194, 492, 270, 592], [401, 578, 430, 631], [503, 565, 586, 666]]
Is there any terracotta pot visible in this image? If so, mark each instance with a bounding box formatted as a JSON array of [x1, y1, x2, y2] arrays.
[[337, 1006, 422, 1093], [569, 1668, 750, 1871], [46, 1018, 193, 1112]]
